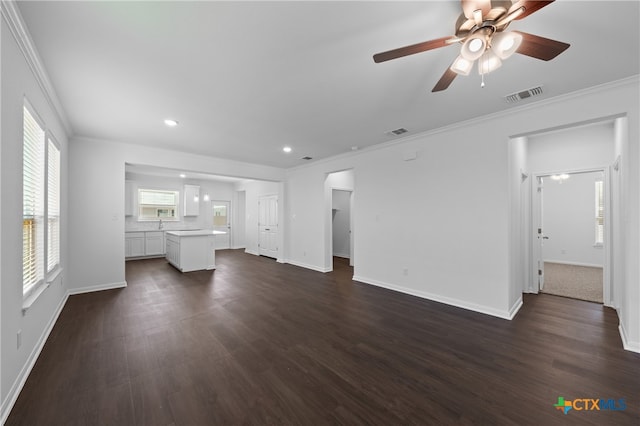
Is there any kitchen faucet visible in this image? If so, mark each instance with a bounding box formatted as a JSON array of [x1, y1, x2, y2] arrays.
[[158, 219, 163, 229]]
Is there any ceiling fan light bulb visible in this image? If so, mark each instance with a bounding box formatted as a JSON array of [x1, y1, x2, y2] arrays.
[[461, 35, 486, 61], [450, 55, 473, 76], [493, 31, 523, 59]]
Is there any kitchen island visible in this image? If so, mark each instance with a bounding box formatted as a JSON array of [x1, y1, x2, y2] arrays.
[[165, 230, 226, 272]]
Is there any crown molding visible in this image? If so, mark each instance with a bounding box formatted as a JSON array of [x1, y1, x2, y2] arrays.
[[1, 0, 73, 135], [286, 74, 639, 173]]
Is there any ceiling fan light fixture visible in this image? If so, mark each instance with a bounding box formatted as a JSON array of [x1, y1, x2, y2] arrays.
[[461, 34, 487, 61], [478, 50, 502, 75], [492, 31, 523, 59], [450, 55, 473, 75]]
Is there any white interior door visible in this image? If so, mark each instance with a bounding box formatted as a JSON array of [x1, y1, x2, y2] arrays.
[[258, 195, 278, 258], [533, 176, 547, 291], [212, 201, 231, 249]]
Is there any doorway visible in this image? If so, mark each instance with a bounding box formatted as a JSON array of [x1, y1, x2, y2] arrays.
[[258, 194, 278, 258], [533, 170, 606, 303], [332, 189, 353, 266], [212, 201, 231, 249]]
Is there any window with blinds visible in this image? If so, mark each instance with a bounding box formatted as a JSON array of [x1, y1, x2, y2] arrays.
[[48, 138, 61, 272], [595, 180, 604, 245], [23, 105, 46, 297], [138, 189, 179, 220]]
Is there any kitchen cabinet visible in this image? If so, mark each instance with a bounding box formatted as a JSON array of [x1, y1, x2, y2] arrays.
[[145, 231, 164, 256], [183, 185, 200, 216], [125, 232, 145, 257], [165, 230, 225, 272], [126, 231, 166, 258]]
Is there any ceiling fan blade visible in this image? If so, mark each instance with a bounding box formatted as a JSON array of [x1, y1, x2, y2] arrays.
[[432, 67, 458, 92], [373, 36, 452, 63], [509, 0, 555, 20], [461, 0, 491, 20], [514, 31, 569, 61]]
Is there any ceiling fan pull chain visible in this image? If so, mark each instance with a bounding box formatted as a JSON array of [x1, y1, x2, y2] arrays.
[[481, 71, 485, 88]]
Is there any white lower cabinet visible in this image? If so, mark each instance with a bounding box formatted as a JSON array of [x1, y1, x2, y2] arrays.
[[165, 236, 180, 267], [126, 231, 166, 258], [125, 232, 145, 257], [165, 233, 215, 272], [145, 231, 164, 256]]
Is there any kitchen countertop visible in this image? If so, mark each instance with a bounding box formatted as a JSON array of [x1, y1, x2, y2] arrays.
[[165, 229, 227, 237]]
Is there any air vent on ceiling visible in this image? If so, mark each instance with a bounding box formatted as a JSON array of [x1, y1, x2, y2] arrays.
[[387, 127, 408, 136], [504, 86, 544, 103], [300, 156, 313, 161]]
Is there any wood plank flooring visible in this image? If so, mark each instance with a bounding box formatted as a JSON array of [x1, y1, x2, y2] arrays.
[[7, 250, 639, 425]]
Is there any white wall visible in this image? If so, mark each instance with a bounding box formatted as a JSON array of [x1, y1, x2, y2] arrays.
[[542, 172, 604, 267], [332, 190, 351, 258], [1, 14, 69, 420], [527, 121, 615, 172]]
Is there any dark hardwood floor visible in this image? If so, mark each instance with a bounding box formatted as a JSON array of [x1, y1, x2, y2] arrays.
[[7, 250, 639, 425]]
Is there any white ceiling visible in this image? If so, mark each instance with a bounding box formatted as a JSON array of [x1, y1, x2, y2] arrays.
[[17, 1, 640, 169]]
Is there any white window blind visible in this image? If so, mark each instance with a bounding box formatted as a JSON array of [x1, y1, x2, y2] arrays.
[[23, 105, 46, 296], [138, 189, 179, 220], [595, 180, 604, 245], [47, 138, 61, 272]]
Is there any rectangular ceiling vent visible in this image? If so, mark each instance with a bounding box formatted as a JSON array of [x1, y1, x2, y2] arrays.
[[300, 156, 313, 160], [387, 128, 408, 136], [504, 86, 544, 103]]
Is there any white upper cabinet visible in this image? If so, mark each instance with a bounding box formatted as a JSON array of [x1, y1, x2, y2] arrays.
[[183, 184, 200, 216]]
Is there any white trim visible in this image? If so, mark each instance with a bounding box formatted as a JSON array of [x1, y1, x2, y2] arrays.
[[0, 0, 72, 134], [543, 260, 604, 268], [352, 275, 516, 320], [244, 248, 259, 256], [619, 322, 640, 353], [508, 297, 524, 319], [333, 253, 350, 259], [1, 291, 69, 425], [67, 281, 127, 296], [286, 259, 331, 273]]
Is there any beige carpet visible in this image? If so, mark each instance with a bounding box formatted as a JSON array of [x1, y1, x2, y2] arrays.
[[541, 262, 603, 303]]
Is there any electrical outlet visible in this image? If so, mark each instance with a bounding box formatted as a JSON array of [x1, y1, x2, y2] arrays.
[[17, 330, 22, 349]]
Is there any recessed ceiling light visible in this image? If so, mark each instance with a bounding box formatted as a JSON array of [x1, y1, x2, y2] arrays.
[[179, 173, 186, 178], [283, 146, 292, 153], [164, 119, 179, 127]]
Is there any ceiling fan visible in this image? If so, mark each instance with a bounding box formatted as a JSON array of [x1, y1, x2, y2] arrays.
[[373, 0, 570, 92]]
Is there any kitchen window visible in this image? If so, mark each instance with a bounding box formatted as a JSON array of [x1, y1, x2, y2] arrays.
[[138, 189, 179, 220]]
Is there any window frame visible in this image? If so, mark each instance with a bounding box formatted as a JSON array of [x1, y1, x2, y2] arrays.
[[22, 99, 64, 309], [23, 101, 47, 300], [137, 188, 180, 221]]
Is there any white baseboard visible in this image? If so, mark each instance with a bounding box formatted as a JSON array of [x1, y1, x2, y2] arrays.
[[352, 275, 516, 320], [1, 291, 69, 425], [333, 253, 350, 259], [543, 260, 603, 268], [68, 281, 127, 295], [619, 321, 640, 353], [286, 259, 331, 273], [244, 249, 259, 256], [508, 297, 523, 320]]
